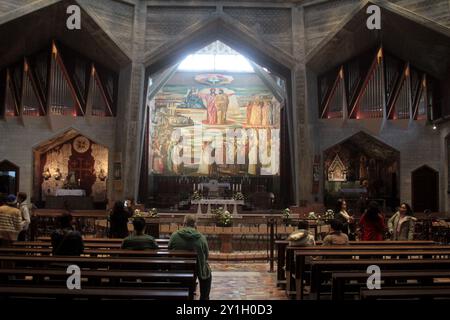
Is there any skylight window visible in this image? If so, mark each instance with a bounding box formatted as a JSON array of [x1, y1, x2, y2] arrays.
[[177, 41, 254, 72]]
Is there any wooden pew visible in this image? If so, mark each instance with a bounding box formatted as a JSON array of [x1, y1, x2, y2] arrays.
[[332, 271, 450, 300], [0, 286, 189, 300], [0, 255, 196, 271], [36, 237, 170, 244], [295, 248, 450, 299], [0, 268, 195, 299], [279, 240, 435, 289], [14, 241, 169, 249], [283, 241, 437, 295], [0, 247, 196, 258], [310, 259, 450, 301], [360, 287, 450, 300]]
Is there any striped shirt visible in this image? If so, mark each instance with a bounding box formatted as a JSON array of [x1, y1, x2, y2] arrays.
[[0, 205, 22, 240]]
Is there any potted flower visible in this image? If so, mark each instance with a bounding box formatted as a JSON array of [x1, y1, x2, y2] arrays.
[[213, 207, 233, 253], [213, 207, 233, 227], [322, 209, 334, 223]]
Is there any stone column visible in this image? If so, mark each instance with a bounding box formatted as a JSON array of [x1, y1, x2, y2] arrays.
[[292, 6, 314, 205]]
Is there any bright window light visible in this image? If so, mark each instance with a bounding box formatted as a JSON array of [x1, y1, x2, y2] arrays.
[[178, 54, 254, 72]]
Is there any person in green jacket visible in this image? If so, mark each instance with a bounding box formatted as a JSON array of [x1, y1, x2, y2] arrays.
[[168, 214, 211, 300], [121, 217, 158, 250]]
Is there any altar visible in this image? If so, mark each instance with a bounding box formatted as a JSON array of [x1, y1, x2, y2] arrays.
[[191, 199, 245, 215], [55, 189, 86, 196]]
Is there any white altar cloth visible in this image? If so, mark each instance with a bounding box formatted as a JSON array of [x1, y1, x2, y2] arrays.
[[55, 189, 86, 196], [191, 199, 245, 215]]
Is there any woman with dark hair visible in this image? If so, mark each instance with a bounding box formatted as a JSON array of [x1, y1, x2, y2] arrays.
[[109, 201, 132, 238], [388, 203, 416, 240], [334, 199, 355, 239], [359, 201, 385, 241]]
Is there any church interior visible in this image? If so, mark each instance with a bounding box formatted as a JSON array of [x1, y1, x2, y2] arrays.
[[1, 0, 450, 304]]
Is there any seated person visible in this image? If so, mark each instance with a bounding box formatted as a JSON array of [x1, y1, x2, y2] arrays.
[[121, 217, 158, 250], [322, 219, 349, 246], [51, 213, 84, 256], [169, 215, 211, 300], [287, 220, 315, 246]]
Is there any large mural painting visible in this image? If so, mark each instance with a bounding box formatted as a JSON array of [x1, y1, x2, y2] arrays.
[[149, 71, 281, 176]]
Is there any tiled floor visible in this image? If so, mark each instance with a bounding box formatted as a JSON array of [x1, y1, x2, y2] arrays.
[[199, 262, 287, 300]]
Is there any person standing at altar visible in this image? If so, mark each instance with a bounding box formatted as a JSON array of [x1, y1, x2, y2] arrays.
[[169, 215, 211, 300], [109, 201, 132, 238]]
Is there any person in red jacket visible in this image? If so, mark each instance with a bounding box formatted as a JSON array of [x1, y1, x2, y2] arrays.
[[359, 201, 385, 241]]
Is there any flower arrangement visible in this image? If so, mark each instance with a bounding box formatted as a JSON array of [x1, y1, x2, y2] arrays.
[[322, 209, 334, 222], [282, 208, 291, 220], [132, 208, 158, 219], [213, 207, 233, 227], [232, 192, 244, 201], [149, 207, 158, 218], [282, 208, 291, 226], [307, 212, 318, 220], [192, 191, 202, 201]]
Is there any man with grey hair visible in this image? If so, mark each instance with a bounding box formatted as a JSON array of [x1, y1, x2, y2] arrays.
[[169, 214, 211, 300]]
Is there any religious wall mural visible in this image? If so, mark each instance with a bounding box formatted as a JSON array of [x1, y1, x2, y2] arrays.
[[149, 71, 281, 176]]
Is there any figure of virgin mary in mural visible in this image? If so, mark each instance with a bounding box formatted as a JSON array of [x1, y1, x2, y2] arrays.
[[205, 88, 217, 125]]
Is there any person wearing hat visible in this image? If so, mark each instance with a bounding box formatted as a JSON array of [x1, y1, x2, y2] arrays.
[[287, 220, 316, 247], [0, 194, 23, 246]]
